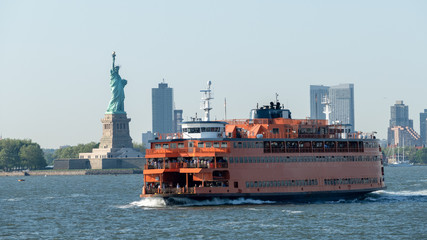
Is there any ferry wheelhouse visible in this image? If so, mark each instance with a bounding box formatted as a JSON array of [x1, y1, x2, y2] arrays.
[[141, 84, 386, 202]]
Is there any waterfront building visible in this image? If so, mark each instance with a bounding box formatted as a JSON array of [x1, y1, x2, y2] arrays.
[[389, 100, 412, 128], [310, 84, 355, 132], [420, 109, 427, 146], [152, 82, 173, 134], [387, 101, 421, 147]]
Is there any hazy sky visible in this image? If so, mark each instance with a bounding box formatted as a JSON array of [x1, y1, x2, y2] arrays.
[[1, 0, 426, 148]]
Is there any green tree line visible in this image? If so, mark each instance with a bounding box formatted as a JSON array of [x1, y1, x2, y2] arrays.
[[52, 142, 100, 159], [0, 139, 46, 171], [0, 139, 146, 171], [383, 146, 427, 164]]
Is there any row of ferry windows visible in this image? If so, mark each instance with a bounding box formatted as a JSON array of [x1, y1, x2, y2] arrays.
[[324, 177, 378, 185], [245, 177, 378, 188], [154, 142, 228, 149], [245, 179, 319, 188], [182, 127, 223, 133], [232, 141, 379, 149], [229, 155, 379, 164]]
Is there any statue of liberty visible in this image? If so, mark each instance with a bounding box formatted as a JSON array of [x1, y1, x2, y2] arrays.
[[106, 51, 127, 114]]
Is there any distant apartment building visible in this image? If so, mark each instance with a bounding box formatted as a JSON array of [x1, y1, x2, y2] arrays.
[[389, 100, 412, 128], [420, 109, 427, 146], [142, 131, 154, 148], [309, 84, 355, 132], [387, 101, 422, 147], [152, 82, 174, 134]]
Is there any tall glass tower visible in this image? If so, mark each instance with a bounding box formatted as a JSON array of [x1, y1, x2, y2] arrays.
[[152, 82, 173, 134], [310, 84, 355, 132], [310, 85, 329, 120], [329, 84, 355, 132]]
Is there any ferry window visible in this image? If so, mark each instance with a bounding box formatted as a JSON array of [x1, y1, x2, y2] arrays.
[[239, 157, 243, 163], [243, 142, 247, 148], [244, 157, 248, 163], [189, 128, 201, 133], [234, 182, 238, 188], [198, 142, 204, 148], [188, 142, 194, 148], [229, 157, 234, 163], [155, 144, 161, 149], [201, 127, 206, 132], [272, 128, 279, 134], [246, 182, 250, 188], [171, 143, 177, 149], [178, 143, 185, 148], [182, 128, 188, 132], [221, 142, 228, 148], [205, 142, 212, 148], [250, 182, 254, 188], [163, 144, 169, 149], [213, 142, 220, 148], [238, 142, 243, 148], [254, 181, 258, 187]]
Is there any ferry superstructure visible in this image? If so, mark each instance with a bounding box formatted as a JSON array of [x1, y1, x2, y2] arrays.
[[140, 83, 386, 202]]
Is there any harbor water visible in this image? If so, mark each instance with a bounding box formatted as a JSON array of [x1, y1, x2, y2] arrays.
[[1, 166, 426, 239]]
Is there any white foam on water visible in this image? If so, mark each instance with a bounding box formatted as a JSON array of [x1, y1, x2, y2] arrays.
[[117, 197, 167, 209], [384, 189, 427, 196], [282, 209, 303, 214], [368, 189, 427, 203], [4, 198, 24, 202]]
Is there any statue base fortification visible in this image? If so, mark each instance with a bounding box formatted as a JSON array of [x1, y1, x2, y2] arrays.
[[100, 113, 133, 149], [75, 113, 144, 170]]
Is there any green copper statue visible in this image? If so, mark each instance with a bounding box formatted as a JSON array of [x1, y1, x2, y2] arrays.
[[106, 51, 127, 114]]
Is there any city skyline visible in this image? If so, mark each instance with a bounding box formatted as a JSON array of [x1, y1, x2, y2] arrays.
[[1, 1, 426, 148]]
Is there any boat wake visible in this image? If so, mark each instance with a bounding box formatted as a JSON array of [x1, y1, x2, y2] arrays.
[[117, 198, 167, 209], [118, 197, 275, 208], [364, 189, 427, 203]]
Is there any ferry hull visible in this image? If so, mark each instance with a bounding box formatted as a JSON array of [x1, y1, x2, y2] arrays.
[[141, 186, 386, 204]]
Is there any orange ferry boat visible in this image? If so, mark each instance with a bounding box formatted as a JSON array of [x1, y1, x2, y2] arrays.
[[141, 84, 386, 203]]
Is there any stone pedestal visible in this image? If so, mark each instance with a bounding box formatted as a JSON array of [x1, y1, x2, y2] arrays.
[[99, 113, 133, 149]]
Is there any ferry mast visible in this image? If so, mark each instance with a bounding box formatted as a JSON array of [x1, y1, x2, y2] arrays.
[[200, 81, 213, 121]]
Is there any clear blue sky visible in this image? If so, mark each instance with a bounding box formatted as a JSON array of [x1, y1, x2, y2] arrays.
[[1, 0, 426, 148]]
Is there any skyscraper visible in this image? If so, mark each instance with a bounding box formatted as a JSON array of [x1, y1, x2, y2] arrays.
[[310, 85, 329, 120], [389, 100, 411, 128], [387, 101, 421, 146], [152, 82, 173, 134], [329, 84, 355, 132], [420, 109, 427, 146], [309, 84, 355, 132]]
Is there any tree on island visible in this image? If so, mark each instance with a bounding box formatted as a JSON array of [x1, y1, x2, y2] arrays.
[[52, 142, 100, 159], [0, 139, 46, 171]]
